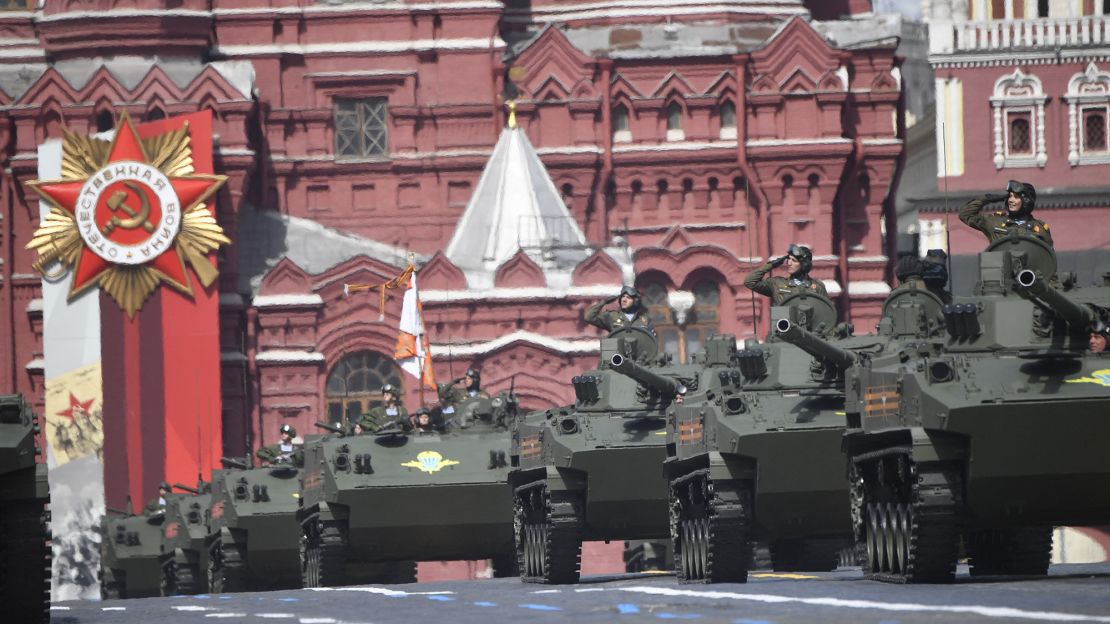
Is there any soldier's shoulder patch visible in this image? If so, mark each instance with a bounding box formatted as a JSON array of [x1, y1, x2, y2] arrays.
[[992, 211, 1006, 216], [810, 283, 818, 290], [1042, 222, 1050, 230]]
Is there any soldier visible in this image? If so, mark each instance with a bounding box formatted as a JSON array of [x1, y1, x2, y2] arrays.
[[895, 254, 952, 304], [1090, 331, 1108, 354], [744, 244, 827, 305], [256, 423, 303, 467], [360, 384, 408, 432], [584, 285, 655, 334], [959, 180, 1053, 247], [450, 368, 489, 401], [411, 407, 438, 433], [143, 482, 171, 516]]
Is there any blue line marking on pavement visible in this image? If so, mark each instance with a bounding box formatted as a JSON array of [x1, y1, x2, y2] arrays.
[[218, 596, 232, 600], [194, 595, 210, 599], [473, 601, 498, 607], [618, 604, 641, 614], [278, 597, 299, 602], [733, 619, 774, 624], [657, 614, 702, 620], [427, 595, 455, 601], [520, 604, 562, 611]]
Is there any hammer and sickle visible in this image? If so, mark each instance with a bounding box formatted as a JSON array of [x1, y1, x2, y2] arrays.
[[101, 181, 155, 235]]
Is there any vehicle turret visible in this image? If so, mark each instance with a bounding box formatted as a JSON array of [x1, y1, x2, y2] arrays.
[[774, 318, 859, 372]]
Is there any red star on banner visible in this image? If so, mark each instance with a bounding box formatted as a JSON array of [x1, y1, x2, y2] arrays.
[[29, 116, 224, 296], [56, 392, 95, 422]]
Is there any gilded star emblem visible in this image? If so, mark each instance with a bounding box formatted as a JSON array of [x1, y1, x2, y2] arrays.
[[25, 111, 229, 316]]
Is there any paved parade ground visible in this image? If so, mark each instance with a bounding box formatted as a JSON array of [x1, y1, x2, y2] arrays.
[[50, 563, 1110, 624]]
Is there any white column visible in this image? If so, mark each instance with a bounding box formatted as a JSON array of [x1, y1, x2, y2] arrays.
[[1036, 99, 1048, 166], [1068, 98, 1080, 164], [993, 103, 1005, 168]]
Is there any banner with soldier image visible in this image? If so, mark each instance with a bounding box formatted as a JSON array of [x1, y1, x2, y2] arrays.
[[44, 361, 104, 466]]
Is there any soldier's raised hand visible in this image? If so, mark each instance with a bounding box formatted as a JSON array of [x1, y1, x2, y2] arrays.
[[770, 255, 787, 268]]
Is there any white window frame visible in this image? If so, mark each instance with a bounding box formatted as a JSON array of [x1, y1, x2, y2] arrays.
[[1066, 62, 1110, 165], [990, 69, 1047, 169]]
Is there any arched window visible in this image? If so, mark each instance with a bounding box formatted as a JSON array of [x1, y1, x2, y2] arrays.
[[95, 109, 115, 133], [1066, 63, 1110, 165], [642, 282, 678, 360], [666, 102, 684, 141], [325, 351, 402, 427], [613, 104, 631, 143], [145, 107, 166, 122], [683, 281, 720, 359], [990, 68, 1046, 168], [719, 101, 737, 139], [639, 279, 721, 363]]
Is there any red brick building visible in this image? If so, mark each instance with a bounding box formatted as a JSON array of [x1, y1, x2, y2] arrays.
[[0, 0, 902, 460]]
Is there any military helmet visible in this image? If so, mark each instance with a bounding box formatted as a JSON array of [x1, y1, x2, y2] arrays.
[[381, 383, 397, 395], [1006, 180, 1036, 215], [895, 255, 924, 282], [159, 481, 171, 492], [618, 285, 643, 312], [464, 368, 481, 385], [279, 423, 296, 437], [786, 244, 813, 275]]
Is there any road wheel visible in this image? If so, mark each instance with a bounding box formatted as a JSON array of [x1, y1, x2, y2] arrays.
[[2, 498, 51, 622], [513, 480, 581, 584]]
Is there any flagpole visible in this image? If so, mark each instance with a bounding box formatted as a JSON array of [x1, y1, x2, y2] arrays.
[[411, 253, 426, 409]]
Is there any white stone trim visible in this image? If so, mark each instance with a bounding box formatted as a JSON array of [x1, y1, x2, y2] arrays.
[[823, 280, 842, 297], [421, 284, 620, 303], [534, 145, 605, 156], [26, 298, 43, 313], [990, 68, 1048, 169], [255, 350, 326, 363], [25, 358, 44, 372], [746, 138, 853, 147], [35, 9, 211, 22], [252, 294, 324, 308], [430, 330, 599, 357], [613, 140, 737, 153], [502, 3, 808, 24], [1065, 62, 1110, 165], [846, 255, 889, 264], [216, 37, 504, 57], [861, 138, 904, 146], [846, 280, 892, 296], [213, 2, 503, 16]]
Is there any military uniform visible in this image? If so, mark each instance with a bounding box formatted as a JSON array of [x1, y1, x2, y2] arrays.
[[743, 262, 828, 305], [361, 403, 408, 432], [142, 496, 166, 516], [256, 441, 303, 467], [584, 300, 655, 334], [958, 197, 1053, 247]]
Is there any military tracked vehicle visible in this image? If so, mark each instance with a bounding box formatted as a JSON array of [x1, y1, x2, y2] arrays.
[[664, 293, 885, 582], [299, 392, 518, 587], [510, 327, 747, 584], [0, 394, 51, 621], [206, 457, 302, 592], [159, 482, 213, 596], [843, 235, 1110, 583], [100, 504, 164, 599]]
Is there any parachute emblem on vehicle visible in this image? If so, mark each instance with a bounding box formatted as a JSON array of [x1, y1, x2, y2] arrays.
[[401, 450, 460, 474], [1065, 369, 1110, 387]]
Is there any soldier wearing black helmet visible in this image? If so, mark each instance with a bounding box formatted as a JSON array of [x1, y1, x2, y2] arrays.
[[360, 384, 409, 432], [450, 368, 489, 401], [959, 180, 1053, 247], [743, 244, 828, 305], [143, 481, 171, 516], [256, 423, 303, 466], [584, 285, 655, 334]]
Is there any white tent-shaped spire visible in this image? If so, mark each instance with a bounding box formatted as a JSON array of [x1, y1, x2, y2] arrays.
[[445, 112, 589, 288]]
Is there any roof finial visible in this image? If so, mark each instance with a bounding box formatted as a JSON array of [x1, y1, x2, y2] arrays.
[[506, 99, 518, 129]]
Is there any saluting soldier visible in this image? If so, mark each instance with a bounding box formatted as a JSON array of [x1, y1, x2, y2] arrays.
[[360, 384, 408, 432], [256, 423, 303, 467], [143, 482, 171, 516], [450, 368, 489, 402], [584, 285, 655, 335], [744, 244, 827, 305], [959, 180, 1053, 247]]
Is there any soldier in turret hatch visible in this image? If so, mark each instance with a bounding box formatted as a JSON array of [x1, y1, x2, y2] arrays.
[[744, 244, 827, 305], [360, 384, 409, 432], [257, 423, 303, 466], [143, 482, 171, 516], [584, 285, 655, 334], [959, 180, 1053, 247], [894, 254, 952, 304], [449, 368, 489, 401]]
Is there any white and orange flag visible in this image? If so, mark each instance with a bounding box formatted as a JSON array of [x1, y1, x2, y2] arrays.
[[393, 268, 436, 389]]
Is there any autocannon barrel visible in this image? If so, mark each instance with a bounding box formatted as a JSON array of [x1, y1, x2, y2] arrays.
[[1015, 270, 1097, 330], [172, 483, 199, 495], [609, 353, 682, 397], [775, 318, 858, 371], [220, 456, 248, 470], [315, 420, 346, 436]]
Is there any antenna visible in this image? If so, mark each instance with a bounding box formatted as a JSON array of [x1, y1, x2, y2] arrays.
[[940, 122, 954, 295], [743, 176, 758, 335]]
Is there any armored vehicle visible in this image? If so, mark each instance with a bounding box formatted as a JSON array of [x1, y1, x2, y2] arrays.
[[206, 458, 302, 592], [510, 327, 743, 584], [843, 235, 1110, 583], [101, 504, 164, 599], [0, 394, 51, 622], [159, 482, 213, 596], [664, 293, 884, 582], [299, 392, 518, 587]]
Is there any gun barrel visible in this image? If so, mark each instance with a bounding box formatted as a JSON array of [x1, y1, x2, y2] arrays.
[[775, 319, 858, 371], [315, 420, 346, 435], [1016, 270, 1097, 330], [609, 353, 681, 396], [220, 456, 248, 470], [172, 483, 199, 494]]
